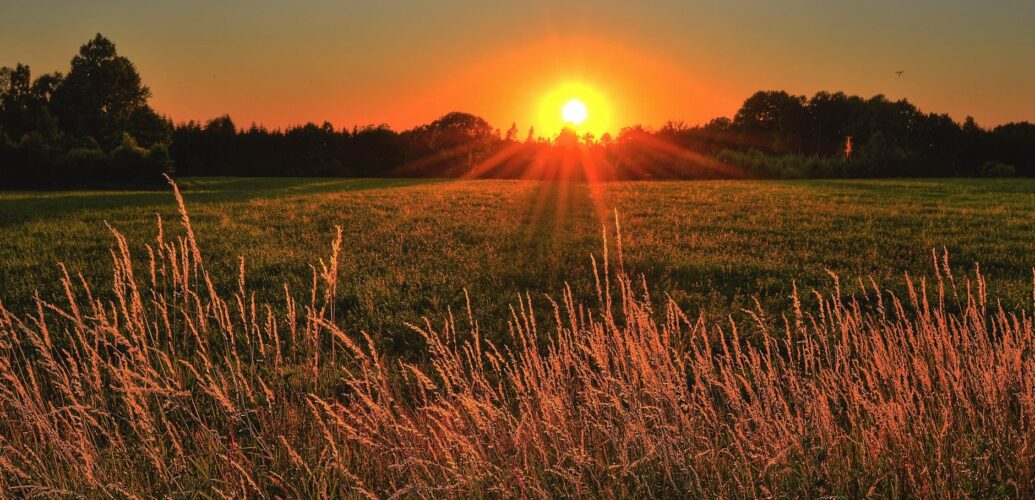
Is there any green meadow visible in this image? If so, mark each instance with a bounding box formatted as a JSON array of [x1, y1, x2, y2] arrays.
[[3, 177, 1033, 351]]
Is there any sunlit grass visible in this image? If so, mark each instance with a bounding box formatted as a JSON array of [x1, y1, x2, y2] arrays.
[[0, 177, 1032, 496]]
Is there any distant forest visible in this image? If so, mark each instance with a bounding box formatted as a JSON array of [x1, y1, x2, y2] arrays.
[[2, 34, 1034, 187]]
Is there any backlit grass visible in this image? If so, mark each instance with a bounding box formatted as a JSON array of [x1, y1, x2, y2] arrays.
[[0, 176, 1033, 496]]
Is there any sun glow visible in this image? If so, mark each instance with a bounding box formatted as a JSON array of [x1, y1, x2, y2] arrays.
[[537, 81, 613, 139]]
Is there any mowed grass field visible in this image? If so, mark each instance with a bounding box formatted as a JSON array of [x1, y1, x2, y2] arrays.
[[2, 177, 1033, 352]]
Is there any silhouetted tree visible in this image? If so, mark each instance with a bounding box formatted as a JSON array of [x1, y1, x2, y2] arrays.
[[733, 91, 808, 153], [396, 112, 498, 176], [505, 122, 519, 142], [1, 34, 171, 187], [987, 122, 1035, 176], [51, 34, 154, 148], [0, 64, 61, 142], [555, 127, 579, 148]]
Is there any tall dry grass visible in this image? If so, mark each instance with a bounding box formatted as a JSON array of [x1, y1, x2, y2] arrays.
[[0, 177, 1033, 497]]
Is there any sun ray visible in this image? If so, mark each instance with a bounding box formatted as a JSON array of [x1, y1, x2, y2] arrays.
[[633, 134, 749, 178], [461, 142, 527, 179]]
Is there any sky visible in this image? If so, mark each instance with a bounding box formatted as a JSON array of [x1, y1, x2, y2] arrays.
[[2, 0, 1033, 137]]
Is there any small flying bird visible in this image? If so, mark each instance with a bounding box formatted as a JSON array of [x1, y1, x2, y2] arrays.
[[895, 70, 905, 78]]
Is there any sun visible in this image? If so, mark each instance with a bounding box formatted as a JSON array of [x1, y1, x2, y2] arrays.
[[562, 99, 588, 126], [537, 81, 613, 138]]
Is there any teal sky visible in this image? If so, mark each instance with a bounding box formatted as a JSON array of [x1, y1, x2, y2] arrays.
[[2, 0, 1033, 133]]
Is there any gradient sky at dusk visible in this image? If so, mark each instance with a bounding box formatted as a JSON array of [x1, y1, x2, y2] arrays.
[[3, 0, 1033, 136]]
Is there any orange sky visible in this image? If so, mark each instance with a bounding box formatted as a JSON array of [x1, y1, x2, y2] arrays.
[[2, 1, 1033, 136], [397, 37, 734, 138]]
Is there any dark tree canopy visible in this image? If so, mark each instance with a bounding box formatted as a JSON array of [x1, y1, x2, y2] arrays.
[[0, 64, 61, 140], [1, 34, 171, 187], [51, 34, 154, 146]]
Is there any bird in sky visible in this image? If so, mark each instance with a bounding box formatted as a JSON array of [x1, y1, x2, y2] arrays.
[[895, 70, 905, 78]]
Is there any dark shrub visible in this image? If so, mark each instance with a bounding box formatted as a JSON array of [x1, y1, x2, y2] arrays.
[[978, 161, 1016, 178], [716, 149, 842, 179], [59, 147, 107, 183]]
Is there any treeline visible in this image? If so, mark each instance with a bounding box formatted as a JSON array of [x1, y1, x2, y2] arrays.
[[654, 91, 1035, 178], [170, 113, 500, 178], [168, 95, 1035, 180], [3, 35, 1034, 187]]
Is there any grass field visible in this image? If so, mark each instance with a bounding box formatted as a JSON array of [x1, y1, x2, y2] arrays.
[[2, 177, 1035, 496], [2, 177, 1033, 350]]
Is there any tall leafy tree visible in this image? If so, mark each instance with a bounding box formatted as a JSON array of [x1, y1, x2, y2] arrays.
[[733, 91, 808, 153], [51, 34, 153, 147]]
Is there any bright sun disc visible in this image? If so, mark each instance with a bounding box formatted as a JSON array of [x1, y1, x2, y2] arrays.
[[562, 99, 588, 125], [537, 82, 612, 137]]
